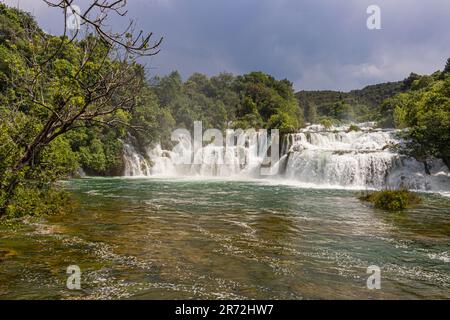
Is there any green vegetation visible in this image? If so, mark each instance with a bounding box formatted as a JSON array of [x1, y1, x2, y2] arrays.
[[0, 3, 163, 218], [297, 82, 404, 124], [152, 70, 303, 135], [2, 184, 75, 218], [233, 72, 303, 132], [0, 4, 303, 218], [0, 3, 448, 220], [320, 118, 333, 130], [298, 59, 450, 171], [359, 189, 422, 211], [347, 124, 361, 132], [388, 67, 450, 169]]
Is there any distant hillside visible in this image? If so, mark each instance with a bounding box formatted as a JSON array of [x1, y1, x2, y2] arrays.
[[296, 81, 404, 123], [349, 81, 405, 109]]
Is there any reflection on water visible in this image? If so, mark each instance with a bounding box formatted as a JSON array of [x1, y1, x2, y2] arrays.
[[0, 177, 449, 299]]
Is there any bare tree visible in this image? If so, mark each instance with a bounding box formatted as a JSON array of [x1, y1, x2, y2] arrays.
[[43, 0, 162, 56], [2, 0, 162, 200]]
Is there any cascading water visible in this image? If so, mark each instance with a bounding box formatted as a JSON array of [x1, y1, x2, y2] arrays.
[[122, 123, 450, 192], [283, 127, 398, 187], [122, 142, 151, 176], [124, 132, 269, 178]]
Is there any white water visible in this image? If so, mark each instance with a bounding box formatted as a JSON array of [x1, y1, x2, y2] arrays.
[[122, 124, 450, 192]]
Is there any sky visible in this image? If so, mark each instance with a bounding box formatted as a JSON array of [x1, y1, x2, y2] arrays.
[[3, 0, 450, 91]]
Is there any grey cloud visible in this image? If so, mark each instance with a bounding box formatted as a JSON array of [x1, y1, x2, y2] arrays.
[[4, 0, 450, 91]]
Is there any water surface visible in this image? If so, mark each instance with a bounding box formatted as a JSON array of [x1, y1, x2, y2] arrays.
[[0, 177, 449, 299]]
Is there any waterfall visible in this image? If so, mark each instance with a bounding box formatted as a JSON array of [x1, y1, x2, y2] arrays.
[[282, 124, 450, 190], [122, 143, 151, 176], [122, 131, 270, 178], [122, 123, 450, 192], [283, 127, 399, 187]]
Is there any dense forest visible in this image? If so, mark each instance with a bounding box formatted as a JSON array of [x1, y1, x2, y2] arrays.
[[297, 81, 404, 123], [0, 3, 449, 218]]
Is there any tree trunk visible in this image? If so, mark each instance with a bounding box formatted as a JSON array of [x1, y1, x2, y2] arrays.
[[423, 161, 431, 175], [443, 156, 450, 171]]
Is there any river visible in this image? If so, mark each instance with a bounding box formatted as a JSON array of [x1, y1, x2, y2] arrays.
[[0, 177, 449, 299]]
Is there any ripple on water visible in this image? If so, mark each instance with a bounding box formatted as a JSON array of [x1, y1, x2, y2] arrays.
[[2, 178, 449, 299]]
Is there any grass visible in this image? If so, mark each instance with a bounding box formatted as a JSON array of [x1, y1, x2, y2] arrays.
[[359, 188, 422, 211]]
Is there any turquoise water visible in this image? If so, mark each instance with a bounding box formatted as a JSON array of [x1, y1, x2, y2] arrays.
[[0, 177, 449, 299]]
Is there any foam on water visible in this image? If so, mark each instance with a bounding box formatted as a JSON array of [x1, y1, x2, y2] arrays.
[[122, 123, 450, 192]]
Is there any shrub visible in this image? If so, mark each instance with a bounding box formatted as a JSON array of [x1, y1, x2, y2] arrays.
[[1, 184, 74, 219], [359, 189, 421, 211], [347, 124, 361, 132], [320, 118, 333, 130], [267, 111, 299, 133]]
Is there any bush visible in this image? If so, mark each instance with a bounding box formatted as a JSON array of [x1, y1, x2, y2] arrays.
[[0, 184, 74, 219], [320, 118, 333, 130], [347, 124, 361, 132], [359, 189, 421, 211], [267, 111, 298, 133]]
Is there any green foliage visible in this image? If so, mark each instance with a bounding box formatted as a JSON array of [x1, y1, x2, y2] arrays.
[[1, 3, 446, 221], [35, 136, 79, 180], [267, 111, 298, 133], [304, 103, 317, 123], [0, 4, 160, 217], [0, 4, 307, 219], [150, 70, 303, 132], [359, 189, 422, 211], [442, 58, 450, 77], [330, 100, 353, 120], [347, 124, 361, 132], [320, 118, 333, 130], [411, 75, 434, 90], [297, 81, 404, 124], [234, 72, 302, 130], [0, 184, 74, 219], [388, 65, 450, 168], [151, 71, 233, 131]]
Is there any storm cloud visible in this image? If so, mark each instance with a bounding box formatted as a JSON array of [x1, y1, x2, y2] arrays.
[[4, 0, 450, 90]]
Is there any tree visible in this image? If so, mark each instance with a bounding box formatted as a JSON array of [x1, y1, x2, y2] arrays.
[[0, 1, 162, 216], [304, 102, 317, 124], [151, 71, 183, 108], [402, 73, 421, 90], [234, 71, 302, 130], [439, 57, 450, 80], [393, 73, 450, 170]]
